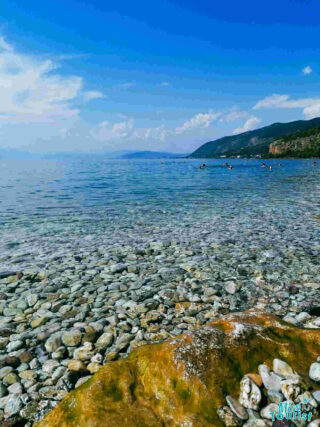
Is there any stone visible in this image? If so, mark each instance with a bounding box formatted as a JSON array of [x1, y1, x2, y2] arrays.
[[312, 390, 320, 403], [218, 405, 242, 426], [95, 332, 113, 350], [267, 390, 283, 404], [62, 330, 82, 347], [67, 360, 87, 372], [3, 373, 19, 385], [7, 383, 23, 394], [296, 312, 312, 323], [280, 379, 300, 401], [6, 340, 23, 352], [75, 376, 92, 389], [239, 376, 262, 410], [110, 264, 127, 274], [260, 403, 278, 420], [42, 360, 60, 375], [259, 365, 282, 391], [45, 334, 62, 353], [273, 359, 298, 379], [73, 343, 94, 361], [225, 281, 241, 295], [87, 362, 101, 374], [18, 351, 33, 364], [33, 312, 320, 427], [31, 317, 47, 328], [226, 395, 249, 420], [26, 294, 38, 307], [4, 395, 22, 417], [309, 362, 320, 382]]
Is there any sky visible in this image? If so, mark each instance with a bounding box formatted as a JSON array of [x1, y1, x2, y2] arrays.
[[0, 0, 320, 153]]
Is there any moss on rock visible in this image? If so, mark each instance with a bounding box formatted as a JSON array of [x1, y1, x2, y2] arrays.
[[36, 311, 320, 427]]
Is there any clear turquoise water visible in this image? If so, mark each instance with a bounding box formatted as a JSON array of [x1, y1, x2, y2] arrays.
[[0, 157, 319, 269]]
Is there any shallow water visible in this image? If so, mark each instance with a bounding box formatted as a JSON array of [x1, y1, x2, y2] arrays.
[[0, 157, 319, 273]]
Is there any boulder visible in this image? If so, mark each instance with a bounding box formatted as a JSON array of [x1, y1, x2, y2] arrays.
[[36, 311, 320, 427]]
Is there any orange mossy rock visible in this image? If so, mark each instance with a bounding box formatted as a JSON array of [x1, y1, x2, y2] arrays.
[[36, 311, 320, 427]]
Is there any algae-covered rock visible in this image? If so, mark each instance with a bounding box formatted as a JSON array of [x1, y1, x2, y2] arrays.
[[36, 311, 320, 427]]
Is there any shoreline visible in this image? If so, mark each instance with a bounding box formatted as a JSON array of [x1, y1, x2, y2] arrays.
[[0, 237, 319, 424]]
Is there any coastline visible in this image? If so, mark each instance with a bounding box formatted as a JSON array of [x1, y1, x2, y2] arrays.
[[0, 235, 319, 424]]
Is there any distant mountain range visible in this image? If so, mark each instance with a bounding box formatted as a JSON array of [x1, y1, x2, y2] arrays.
[[0, 149, 187, 160], [119, 151, 187, 159], [189, 117, 320, 158]]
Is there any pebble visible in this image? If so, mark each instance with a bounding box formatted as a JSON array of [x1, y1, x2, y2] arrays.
[[310, 363, 320, 382], [226, 395, 249, 420]]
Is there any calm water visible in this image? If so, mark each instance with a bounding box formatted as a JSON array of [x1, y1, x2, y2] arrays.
[[0, 157, 319, 269]]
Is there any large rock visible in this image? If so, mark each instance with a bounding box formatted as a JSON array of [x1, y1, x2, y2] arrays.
[[36, 311, 320, 427]]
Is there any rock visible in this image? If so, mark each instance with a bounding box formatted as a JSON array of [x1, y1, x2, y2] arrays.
[[3, 373, 19, 385], [73, 343, 94, 361], [312, 390, 320, 403], [95, 333, 113, 350], [6, 340, 23, 352], [225, 281, 241, 295], [280, 378, 300, 400], [226, 395, 249, 420], [310, 362, 320, 382], [239, 376, 262, 410], [18, 351, 33, 364], [31, 317, 47, 328], [4, 395, 22, 417], [260, 403, 278, 420], [267, 390, 283, 404], [62, 330, 82, 347], [26, 294, 38, 307], [68, 360, 87, 372], [42, 360, 60, 375], [296, 312, 312, 323], [34, 312, 320, 427], [87, 362, 101, 374], [273, 359, 298, 379], [7, 383, 23, 395], [114, 334, 133, 351], [45, 334, 62, 353], [308, 420, 320, 427], [259, 364, 282, 391], [110, 264, 127, 274], [218, 405, 242, 426], [75, 376, 92, 389]]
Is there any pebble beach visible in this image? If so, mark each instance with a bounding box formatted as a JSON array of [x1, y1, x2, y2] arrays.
[[0, 157, 320, 424]]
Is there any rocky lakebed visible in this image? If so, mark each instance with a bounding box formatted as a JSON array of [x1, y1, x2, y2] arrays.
[[0, 235, 319, 425]]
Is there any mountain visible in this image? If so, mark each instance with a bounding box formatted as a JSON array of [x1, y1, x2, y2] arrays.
[[120, 151, 187, 159], [189, 117, 320, 158], [269, 126, 320, 157]]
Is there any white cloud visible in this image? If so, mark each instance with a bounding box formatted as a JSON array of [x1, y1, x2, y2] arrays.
[[254, 93, 320, 119], [0, 37, 13, 52], [175, 110, 220, 134], [160, 82, 170, 87], [302, 65, 312, 75], [91, 119, 134, 141], [0, 38, 82, 125], [233, 116, 261, 135], [83, 90, 104, 101], [220, 109, 249, 123]]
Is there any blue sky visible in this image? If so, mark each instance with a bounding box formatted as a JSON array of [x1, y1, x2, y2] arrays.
[[0, 0, 320, 152]]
